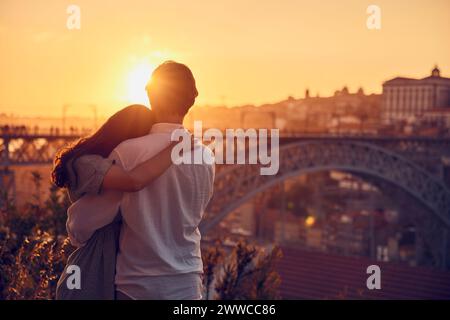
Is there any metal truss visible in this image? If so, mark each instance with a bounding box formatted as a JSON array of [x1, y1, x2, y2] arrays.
[[200, 141, 450, 268], [0, 134, 78, 166]]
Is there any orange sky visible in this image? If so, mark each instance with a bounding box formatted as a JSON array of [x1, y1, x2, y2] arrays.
[[0, 0, 449, 117]]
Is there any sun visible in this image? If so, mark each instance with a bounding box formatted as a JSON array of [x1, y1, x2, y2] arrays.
[[125, 61, 156, 106]]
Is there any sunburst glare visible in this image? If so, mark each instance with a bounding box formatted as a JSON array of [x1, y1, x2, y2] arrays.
[[125, 60, 156, 106]]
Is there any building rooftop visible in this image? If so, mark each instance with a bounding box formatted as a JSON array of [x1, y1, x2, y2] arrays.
[[383, 66, 450, 86], [278, 246, 450, 299]]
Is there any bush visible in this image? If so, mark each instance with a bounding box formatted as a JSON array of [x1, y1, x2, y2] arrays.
[[203, 240, 282, 300], [0, 172, 74, 300]]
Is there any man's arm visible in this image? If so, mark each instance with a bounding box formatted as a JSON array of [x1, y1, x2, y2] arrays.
[[202, 146, 216, 209], [66, 150, 124, 246]]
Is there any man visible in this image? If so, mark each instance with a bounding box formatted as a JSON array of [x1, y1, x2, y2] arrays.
[[67, 61, 215, 299]]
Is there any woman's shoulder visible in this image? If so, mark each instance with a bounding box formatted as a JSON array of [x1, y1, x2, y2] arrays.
[[73, 154, 106, 166], [67, 154, 114, 201], [73, 154, 114, 177]]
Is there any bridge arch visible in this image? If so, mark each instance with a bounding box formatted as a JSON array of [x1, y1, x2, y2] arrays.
[[200, 140, 450, 266]]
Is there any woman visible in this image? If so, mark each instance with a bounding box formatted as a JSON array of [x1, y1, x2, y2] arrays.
[[53, 104, 187, 299]]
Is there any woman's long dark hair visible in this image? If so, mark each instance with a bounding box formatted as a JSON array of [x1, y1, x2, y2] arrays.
[[51, 104, 154, 188]]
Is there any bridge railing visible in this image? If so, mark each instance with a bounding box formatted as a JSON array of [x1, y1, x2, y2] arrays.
[[0, 125, 91, 138]]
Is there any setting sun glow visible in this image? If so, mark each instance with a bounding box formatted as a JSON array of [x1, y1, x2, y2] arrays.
[[0, 0, 449, 117], [126, 61, 156, 106]]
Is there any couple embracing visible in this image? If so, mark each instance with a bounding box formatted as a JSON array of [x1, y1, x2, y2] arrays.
[[53, 61, 215, 300]]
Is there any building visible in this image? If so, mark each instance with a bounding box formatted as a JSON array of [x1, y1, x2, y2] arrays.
[[382, 66, 450, 124], [421, 107, 450, 129]]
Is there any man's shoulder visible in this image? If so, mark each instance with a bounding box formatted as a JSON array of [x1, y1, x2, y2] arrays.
[[111, 133, 162, 167], [114, 133, 164, 155], [199, 144, 215, 168], [191, 144, 215, 181]]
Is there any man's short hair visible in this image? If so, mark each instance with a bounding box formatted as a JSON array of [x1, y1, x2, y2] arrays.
[[146, 61, 198, 116]]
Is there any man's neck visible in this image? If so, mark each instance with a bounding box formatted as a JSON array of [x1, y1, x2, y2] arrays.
[[154, 113, 184, 124]]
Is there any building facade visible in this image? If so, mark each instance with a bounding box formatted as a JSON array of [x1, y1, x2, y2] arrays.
[[382, 66, 450, 124]]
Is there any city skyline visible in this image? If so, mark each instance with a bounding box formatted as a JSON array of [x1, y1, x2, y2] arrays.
[[0, 65, 446, 120]]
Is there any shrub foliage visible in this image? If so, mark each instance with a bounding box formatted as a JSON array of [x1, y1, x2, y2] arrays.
[[1, 171, 281, 300]]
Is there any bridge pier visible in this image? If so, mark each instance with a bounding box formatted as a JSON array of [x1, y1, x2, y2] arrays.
[[279, 181, 286, 243], [443, 158, 450, 189], [443, 229, 448, 270], [0, 167, 15, 207]]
